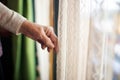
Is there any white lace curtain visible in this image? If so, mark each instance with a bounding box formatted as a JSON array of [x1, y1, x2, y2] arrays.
[[57, 0, 90, 80], [57, 0, 117, 80]]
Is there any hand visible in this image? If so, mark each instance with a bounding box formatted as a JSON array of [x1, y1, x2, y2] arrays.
[[37, 25, 58, 52], [19, 20, 58, 52]]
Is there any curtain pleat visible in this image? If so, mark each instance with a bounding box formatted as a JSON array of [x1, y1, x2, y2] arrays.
[[7, 0, 36, 80], [57, 0, 90, 80]]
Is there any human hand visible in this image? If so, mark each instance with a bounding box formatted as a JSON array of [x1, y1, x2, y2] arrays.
[[37, 25, 58, 52], [19, 20, 58, 52]]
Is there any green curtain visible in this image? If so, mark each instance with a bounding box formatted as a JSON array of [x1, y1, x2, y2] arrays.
[[7, 0, 36, 80]]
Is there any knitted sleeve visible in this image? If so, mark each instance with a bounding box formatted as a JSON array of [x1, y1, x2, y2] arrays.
[[0, 2, 26, 35]]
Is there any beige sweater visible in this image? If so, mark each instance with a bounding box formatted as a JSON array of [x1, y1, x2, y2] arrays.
[[0, 2, 26, 35]]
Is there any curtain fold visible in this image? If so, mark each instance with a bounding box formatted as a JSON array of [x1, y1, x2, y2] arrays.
[[57, 0, 117, 80], [57, 0, 90, 80], [7, 0, 36, 80]]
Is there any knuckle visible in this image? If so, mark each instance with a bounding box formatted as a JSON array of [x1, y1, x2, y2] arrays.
[[48, 27, 54, 31]]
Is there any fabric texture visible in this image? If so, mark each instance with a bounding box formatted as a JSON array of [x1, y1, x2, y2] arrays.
[[57, 0, 90, 80], [57, 0, 116, 80], [87, 1, 117, 80], [7, 0, 36, 80], [0, 2, 26, 35]]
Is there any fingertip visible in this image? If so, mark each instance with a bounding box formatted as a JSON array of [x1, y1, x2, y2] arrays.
[[46, 40, 54, 49]]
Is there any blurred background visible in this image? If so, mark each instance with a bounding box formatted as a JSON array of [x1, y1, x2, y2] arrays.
[[88, 0, 120, 80]]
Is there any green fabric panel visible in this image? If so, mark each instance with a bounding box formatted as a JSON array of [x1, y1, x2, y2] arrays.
[[8, 0, 23, 79], [21, 1, 36, 80], [12, 36, 22, 80], [7, 0, 36, 80]]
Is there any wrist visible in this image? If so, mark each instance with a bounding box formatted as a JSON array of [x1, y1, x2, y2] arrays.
[[19, 20, 41, 41]]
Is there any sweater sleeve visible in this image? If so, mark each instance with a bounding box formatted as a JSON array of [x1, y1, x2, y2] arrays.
[[0, 2, 26, 35]]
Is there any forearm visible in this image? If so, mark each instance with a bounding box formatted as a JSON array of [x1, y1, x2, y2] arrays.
[[19, 20, 41, 41]]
